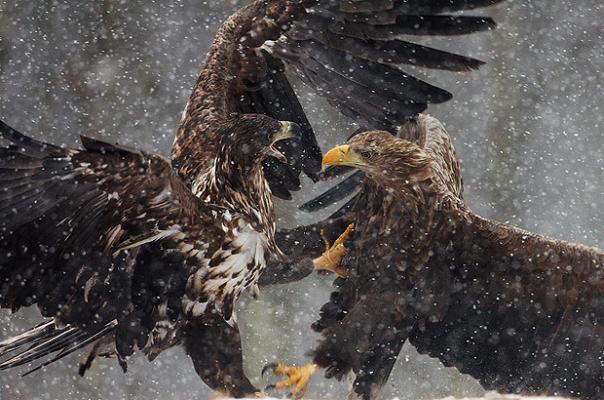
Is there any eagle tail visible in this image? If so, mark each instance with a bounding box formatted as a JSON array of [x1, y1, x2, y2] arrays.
[[0, 320, 116, 375]]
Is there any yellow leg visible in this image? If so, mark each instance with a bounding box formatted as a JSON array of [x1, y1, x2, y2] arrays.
[[263, 363, 318, 399], [312, 223, 354, 278]]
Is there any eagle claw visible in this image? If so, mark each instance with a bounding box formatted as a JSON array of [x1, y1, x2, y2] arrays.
[[262, 362, 278, 377], [262, 363, 318, 399], [312, 223, 354, 278]]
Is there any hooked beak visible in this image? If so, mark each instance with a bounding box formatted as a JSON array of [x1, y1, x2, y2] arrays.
[[268, 121, 302, 164], [321, 144, 361, 171]]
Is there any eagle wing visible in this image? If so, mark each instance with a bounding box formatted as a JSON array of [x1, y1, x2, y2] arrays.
[[268, 0, 492, 128], [409, 211, 604, 398], [286, 0, 502, 209], [0, 119, 224, 360], [174, 0, 503, 199]]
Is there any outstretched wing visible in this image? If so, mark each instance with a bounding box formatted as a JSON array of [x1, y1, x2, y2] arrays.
[[0, 119, 218, 330], [271, 0, 501, 129], [285, 0, 502, 208], [410, 211, 604, 399], [173, 0, 502, 199]]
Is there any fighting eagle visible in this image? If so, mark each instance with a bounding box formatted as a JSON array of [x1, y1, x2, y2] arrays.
[[0, 0, 507, 396], [264, 115, 604, 400], [0, 116, 330, 397]]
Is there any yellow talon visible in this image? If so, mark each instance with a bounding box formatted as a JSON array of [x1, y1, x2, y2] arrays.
[[263, 363, 318, 398], [313, 223, 354, 278]]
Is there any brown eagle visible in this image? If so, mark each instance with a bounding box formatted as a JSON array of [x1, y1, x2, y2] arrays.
[[0, 116, 319, 397], [264, 115, 604, 400]]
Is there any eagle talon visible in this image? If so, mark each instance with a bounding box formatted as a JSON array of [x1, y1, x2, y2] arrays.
[[262, 362, 279, 377], [262, 363, 318, 399], [312, 223, 354, 278]]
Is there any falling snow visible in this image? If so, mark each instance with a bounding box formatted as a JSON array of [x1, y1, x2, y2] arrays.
[[0, 1, 602, 399]]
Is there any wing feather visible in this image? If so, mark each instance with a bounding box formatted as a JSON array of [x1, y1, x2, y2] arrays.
[[0, 119, 238, 375], [409, 211, 604, 398], [0, 119, 217, 340]]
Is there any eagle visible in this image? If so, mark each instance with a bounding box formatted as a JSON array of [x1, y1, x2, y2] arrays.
[[0, 116, 332, 397], [263, 116, 604, 400]]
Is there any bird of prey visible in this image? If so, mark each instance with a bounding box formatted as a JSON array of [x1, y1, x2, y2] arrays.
[[0, 116, 339, 397], [264, 116, 604, 400], [172, 0, 505, 201]]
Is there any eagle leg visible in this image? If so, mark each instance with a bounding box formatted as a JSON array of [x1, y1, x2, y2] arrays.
[[262, 363, 318, 399], [312, 223, 354, 278]]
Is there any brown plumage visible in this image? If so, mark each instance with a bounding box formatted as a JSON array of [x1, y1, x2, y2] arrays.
[[172, 0, 504, 200], [0, 115, 297, 397], [273, 115, 604, 400]]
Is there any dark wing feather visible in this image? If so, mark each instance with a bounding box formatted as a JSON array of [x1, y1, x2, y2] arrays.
[[313, 30, 486, 71], [409, 211, 604, 399], [0, 120, 221, 370], [337, 0, 503, 19], [331, 15, 496, 39], [299, 171, 364, 212]]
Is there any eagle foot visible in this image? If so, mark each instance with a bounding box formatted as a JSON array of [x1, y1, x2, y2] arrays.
[[262, 362, 318, 399], [312, 223, 354, 278]]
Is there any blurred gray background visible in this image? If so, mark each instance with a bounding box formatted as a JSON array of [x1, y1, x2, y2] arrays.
[[0, 1, 602, 399]]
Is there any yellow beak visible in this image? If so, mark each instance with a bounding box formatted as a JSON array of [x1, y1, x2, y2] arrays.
[[321, 144, 355, 171]]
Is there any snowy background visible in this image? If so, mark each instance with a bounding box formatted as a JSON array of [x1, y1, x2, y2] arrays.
[[0, 1, 602, 399]]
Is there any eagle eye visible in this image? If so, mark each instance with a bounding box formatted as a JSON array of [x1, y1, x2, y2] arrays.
[[360, 150, 373, 160]]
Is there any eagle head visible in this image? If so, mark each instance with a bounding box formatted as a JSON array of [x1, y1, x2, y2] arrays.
[[221, 114, 302, 168], [322, 131, 433, 184]]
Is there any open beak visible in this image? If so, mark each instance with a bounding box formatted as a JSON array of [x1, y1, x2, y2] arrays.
[[321, 144, 360, 171], [269, 121, 302, 164]]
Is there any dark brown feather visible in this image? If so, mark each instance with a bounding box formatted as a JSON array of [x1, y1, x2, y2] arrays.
[[269, 115, 604, 399]]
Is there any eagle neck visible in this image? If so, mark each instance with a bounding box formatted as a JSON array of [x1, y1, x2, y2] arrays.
[[371, 178, 462, 233], [193, 155, 281, 257]]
